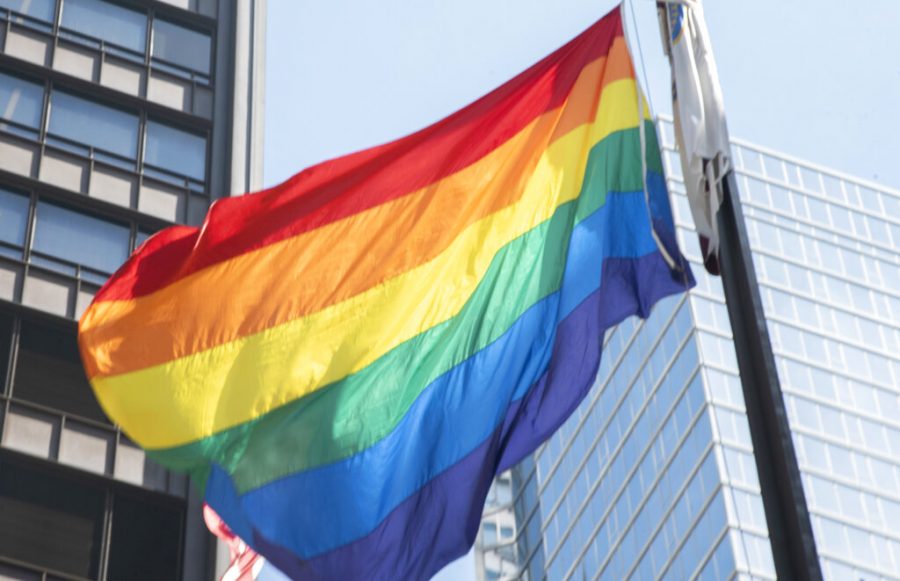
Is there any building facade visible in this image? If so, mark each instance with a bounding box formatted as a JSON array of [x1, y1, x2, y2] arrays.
[[475, 118, 900, 581], [0, 0, 264, 579]]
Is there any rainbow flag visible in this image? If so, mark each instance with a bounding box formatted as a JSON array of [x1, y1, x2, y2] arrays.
[[78, 6, 692, 579]]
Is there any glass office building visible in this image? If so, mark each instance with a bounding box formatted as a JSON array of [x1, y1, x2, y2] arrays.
[[0, 0, 264, 578], [475, 118, 900, 581]]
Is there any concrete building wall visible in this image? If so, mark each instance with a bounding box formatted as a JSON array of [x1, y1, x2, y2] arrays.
[[0, 1, 264, 579]]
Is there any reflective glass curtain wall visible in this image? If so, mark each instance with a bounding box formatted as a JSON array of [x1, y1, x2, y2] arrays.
[[721, 129, 900, 581], [475, 119, 900, 581]]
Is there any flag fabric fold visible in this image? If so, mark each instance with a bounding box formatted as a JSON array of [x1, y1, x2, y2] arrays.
[[78, 6, 692, 579], [660, 0, 730, 274]]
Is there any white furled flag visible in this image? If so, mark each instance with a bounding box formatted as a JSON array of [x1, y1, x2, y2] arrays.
[[659, 0, 730, 274], [204, 504, 264, 581]]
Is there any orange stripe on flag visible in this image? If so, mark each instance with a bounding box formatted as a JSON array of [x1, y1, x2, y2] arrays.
[[78, 40, 635, 381]]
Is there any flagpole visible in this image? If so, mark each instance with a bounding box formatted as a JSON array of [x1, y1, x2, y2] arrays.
[[717, 172, 823, 581], [655, 2, 823, 579]]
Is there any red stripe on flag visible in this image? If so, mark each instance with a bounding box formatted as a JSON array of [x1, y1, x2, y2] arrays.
[[93, 13, 624, 303]]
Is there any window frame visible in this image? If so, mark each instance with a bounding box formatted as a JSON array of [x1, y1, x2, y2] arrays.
[[0, 449, 187, 580], [46, 0, 217, 83], [0, 78, 213, 211], [143, 118, 209, 184], [0, 0, 56, 25], [0, 181, 165, 316], [46, 88, 141, 163], [0, 186, 31, 254], [31, 198, 132, 277], [58, 0, 149, 57], [150, 15, 213, 77], [0, 71, 46, 137]]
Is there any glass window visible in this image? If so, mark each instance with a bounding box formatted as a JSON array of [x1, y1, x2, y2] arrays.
[[839, 248, 864, 282], [0, 72, 43, 129], [135, 228, 155, 250], [0, 187, 30, 247], [482, 522, 497, 545], [807, 197, 829, 226], [830, 205, 852, 234], [13, 319, 108, 423], [0, 0, 55, 21], [0, 458, 105, 578], [107, 494, 183, 581], [152, 19, 212, 74], [60, 0, 147, 53], [49, 91, 139, 158], [145, 121, 207, 180], [495, 478, 512, 505], [32, 201, 129, 273]]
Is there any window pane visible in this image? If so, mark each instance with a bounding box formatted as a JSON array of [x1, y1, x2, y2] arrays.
[[33, 201, 129, 273], [0, 0, 55, 21], [0, 458, 105, 578], [135, 227, 156, 250], [0, 187, 30, 246], [49, 91, 138, 158], [13, 319, 108, 423], [107, 494, 183, 581], [0, 72, 43, 128], [145, 121, 207, 180], [152, 19, 211, 74], [60, 0, 147, 53]]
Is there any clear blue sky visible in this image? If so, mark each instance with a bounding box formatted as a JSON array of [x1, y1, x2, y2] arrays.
[[260, 1, 900, 578], [264, 0, 900, 190]]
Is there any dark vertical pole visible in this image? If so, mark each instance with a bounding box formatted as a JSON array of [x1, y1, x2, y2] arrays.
[[717, 171, 822, 581], [654, 2, 823, 576]]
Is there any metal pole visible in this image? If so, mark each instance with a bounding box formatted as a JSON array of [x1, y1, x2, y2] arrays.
[[653, 2, 824, 577], [717, 171, 822, 581]]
